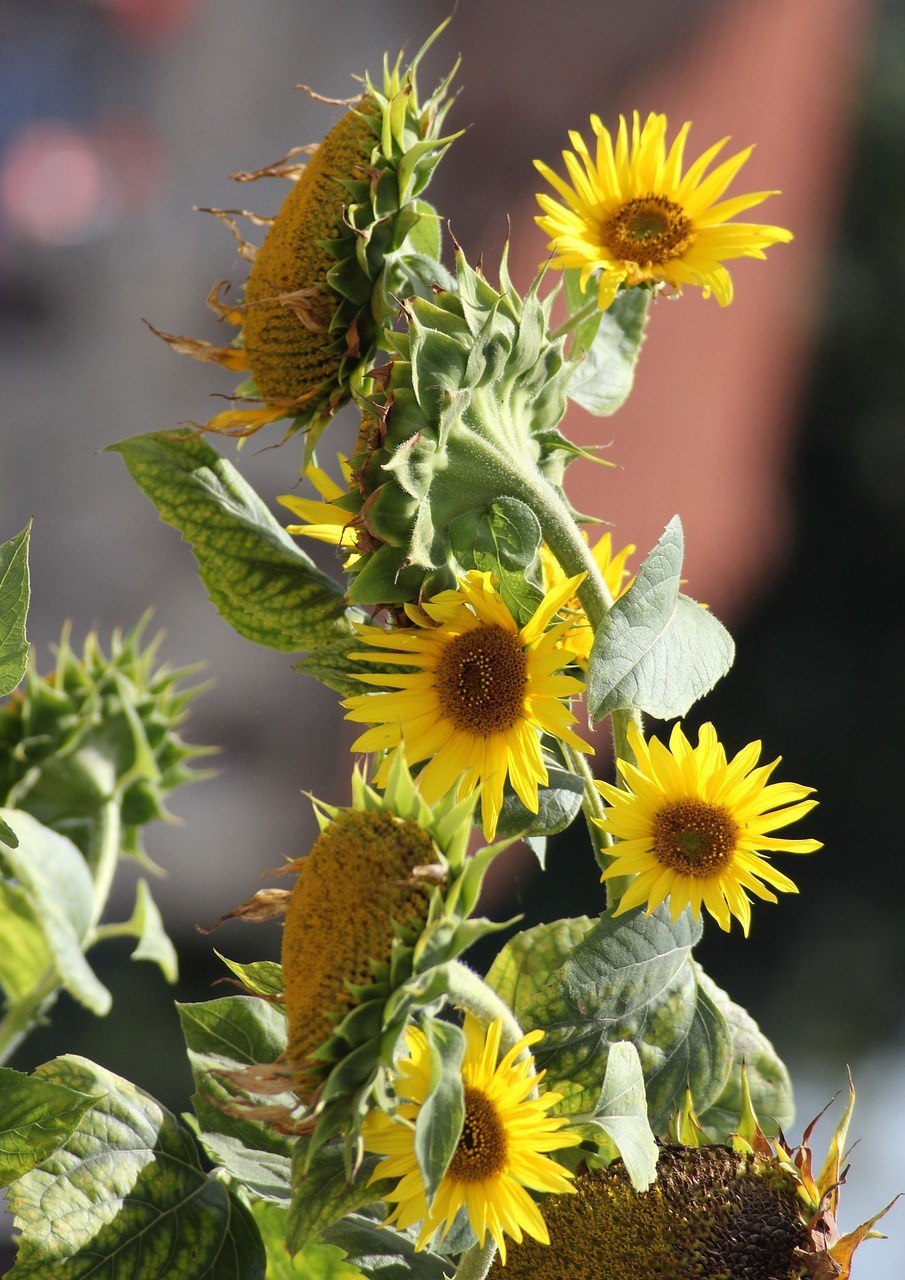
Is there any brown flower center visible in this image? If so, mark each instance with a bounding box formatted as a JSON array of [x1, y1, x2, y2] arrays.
[[652, 799, 739, 876], [436, 625, 527, 736], [448, 1086, 509, 1182], [600, 195, 694, 267]]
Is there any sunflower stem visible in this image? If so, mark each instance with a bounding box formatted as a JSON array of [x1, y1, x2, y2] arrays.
[[551, 296, 599, 342], [451, 1237, 498, 1280], [446, 960, 529, 1059]]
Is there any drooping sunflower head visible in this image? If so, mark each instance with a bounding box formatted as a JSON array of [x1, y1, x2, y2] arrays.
[[539, 531, 635, 667], [363, 1013, 580, 1263], [535, 110, 793, 311], [596, 720, 821, 934], [275, 754, 507, 1153], [343, 569, 593, 839], [491, 1072, 894, 1280], [153, 25, 459, 453]]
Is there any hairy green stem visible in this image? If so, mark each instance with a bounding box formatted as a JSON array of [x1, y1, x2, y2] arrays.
[[445, 960, 528, 1059], [551, 296, 599, 342], [452, 1237, 498, 1280]]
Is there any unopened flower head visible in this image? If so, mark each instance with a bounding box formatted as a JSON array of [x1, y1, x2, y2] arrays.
[[363, 1014, 580, 1263], [535, 111, 792, 311], [596, 720, 821, 934]]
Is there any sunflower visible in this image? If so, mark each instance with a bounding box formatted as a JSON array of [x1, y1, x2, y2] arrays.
[[363, 1014, 580, 1262], [534, 111, 792, 311], [595, 721, 821, 933], [343, 571, 593, 839], [539, 532, 635, 667], [151, 33, 457, 449]]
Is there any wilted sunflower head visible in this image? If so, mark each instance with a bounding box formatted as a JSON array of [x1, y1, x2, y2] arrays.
[[492, 1075, 894, 1280], [152, 24, 459, 455], [217, 754, 510, 1159]]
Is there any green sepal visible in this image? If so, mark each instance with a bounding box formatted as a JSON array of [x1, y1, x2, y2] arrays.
[[118, 878, 178, 982], [587, 516, 734, 721], [414, 1018, 465, 1206], [564, 273, 651, 415], [5, 1055, 265, 1278], [109, 431, 354, 653], [215, 952, 285, 999], [448, 497, 544, 626], [287, 1139, 392, 1255], [0, 524, 30, 698]]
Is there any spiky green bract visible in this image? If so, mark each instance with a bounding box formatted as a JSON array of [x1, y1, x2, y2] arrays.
[[341, 250, 585, 614], [0, 616, 211, 867], [286, 754, 512, 1165]]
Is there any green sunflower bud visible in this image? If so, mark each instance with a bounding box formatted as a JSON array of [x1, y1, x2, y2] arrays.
[[338, 248, 588, 613], [0, 616, 211, 866], [154, 24, 459, 454]]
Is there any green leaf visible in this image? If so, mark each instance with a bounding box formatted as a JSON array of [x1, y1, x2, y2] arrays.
[[587, 517, 734, 721], [0, 809, 110, 1015], [0, 524, 30, 697], [108, 431, 354, 653], [287, 1140, 392, 1254], [0, 814, 19, 848], [566, 284, 650, 416], [522, 905, 733, 1130], [448, 498, 543, 625], [322, 1214, 454, 1279], [6, 1055, 265, 1278], [216, 952, 285, 999], [574, 1042, 658, 1191], [486, 917, 593, 1020], [0, 1067, 95, 1186], [693, 967, 794, 1141], [123, 878, 178, 982], [252, 1202, 365, 1279], [177, 996, 293, 1191], [494, 766, 584, 841], [0, 882, 52, 1003], [415, 1019, 465, 1206], [293, 631, 373, 698]]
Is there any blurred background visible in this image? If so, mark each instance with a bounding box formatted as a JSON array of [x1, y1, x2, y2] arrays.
[[1, 0, 904, 1273]]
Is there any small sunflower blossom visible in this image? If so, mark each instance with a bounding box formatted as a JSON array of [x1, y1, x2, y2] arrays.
[[343, 571, 594, 840], [595, 720, 821, 934], [539, 533, 635, 667], [535, 110, 793, 311], [363, 1015, 580, 1262]]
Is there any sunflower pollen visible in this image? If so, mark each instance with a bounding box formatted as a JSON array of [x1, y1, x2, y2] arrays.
[[448, 1086, 510, 1181], [652, 798, 740, 876], [435, 625, 527, 736], [600, 194, 695, 267]]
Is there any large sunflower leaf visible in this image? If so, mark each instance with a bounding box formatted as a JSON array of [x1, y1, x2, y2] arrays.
[[486, 917, 594, 1018], [0, 881, 52, 1004], [494, 767, 585, 844], [6, 1055, 264, 1278], [0, 1067, 95, 1186], [565, 277, 650, 416], [108, 431, 354, 653], [0, 809, 110, 1015], [322, 1214, 454, 1280], [521, 904, 733, 1131], [0, 523, 30, 698], [587, 516, 734, 721], [177, 996, 293, 1202], [693, 966, 794, 1141]]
